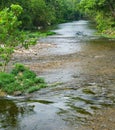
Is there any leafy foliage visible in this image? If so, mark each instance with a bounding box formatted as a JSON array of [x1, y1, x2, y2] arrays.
[[0, 64, 47, 94], [79, 0, 115, 33], [0, 4, 23, 45], [0, 4, 24, 72], [0, 0, 82, 29]]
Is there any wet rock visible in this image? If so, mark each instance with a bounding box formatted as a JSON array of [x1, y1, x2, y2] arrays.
[[13, 91, 22, 96], [76, 31, 84, 35]]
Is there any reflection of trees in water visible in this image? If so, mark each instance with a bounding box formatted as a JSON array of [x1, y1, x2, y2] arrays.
[[0, 99, 19, 128], [0, 98, 35, 129]]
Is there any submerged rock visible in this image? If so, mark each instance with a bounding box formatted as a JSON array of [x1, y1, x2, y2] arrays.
[[76, 31, 83, 35]]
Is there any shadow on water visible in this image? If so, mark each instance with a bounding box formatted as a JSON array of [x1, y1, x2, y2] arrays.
[[0, 98, 35, 130], [0, 98, 18, 129]]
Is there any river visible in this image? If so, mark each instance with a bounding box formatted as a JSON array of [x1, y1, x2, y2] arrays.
[[0, 20, 115, 130]]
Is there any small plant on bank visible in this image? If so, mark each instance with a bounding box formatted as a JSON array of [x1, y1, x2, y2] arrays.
[[0, 64, 47, 95]]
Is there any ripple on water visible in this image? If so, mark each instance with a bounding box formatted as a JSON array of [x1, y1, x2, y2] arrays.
[[54, 84, 115, 125]]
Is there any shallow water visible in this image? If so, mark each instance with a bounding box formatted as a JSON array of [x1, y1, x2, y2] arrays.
[[0, 20, 115, 130]]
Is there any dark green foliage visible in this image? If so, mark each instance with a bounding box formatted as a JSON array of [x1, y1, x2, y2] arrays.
[[0, 0, 82, 30], [34, 77, 45, 84], [0, 64, 47, 94], [0, 72, 15, 87], [11, 63, 27, 75], [23, 71, 36, 79], [11, 63, 36, 79]]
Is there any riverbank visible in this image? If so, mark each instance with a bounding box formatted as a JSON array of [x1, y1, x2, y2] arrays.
[[97, 28, 115, 39]]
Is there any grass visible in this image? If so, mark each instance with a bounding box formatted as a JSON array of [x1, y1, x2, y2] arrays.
[[0, 64, 47, 95]]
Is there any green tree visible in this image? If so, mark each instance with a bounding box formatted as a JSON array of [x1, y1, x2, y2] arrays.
[[0, 0, 82, 29], [79, 0, 115, 33], [0, 4, 23, 72]]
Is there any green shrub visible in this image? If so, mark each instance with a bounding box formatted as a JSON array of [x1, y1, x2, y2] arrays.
[[23, 70, 36, 79], [0, 64, 47, 94], [0, 72, 15, 88], [11, 63, 27, 75], [34, 77, 45, 83], [23, 79, 35, 89]]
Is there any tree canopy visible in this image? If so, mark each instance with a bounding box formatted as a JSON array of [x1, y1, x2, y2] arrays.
[[79, 0, 115, 33], [0, 0, 81, 29], [0, 0, 114, 33]]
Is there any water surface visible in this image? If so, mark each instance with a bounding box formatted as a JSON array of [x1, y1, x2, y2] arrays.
[[0, 20, 115, 130]]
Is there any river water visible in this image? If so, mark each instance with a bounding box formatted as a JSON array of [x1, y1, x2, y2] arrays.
[[0, 20, 115, 130]]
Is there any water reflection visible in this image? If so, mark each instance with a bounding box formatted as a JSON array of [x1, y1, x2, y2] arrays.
[[0, 99, 19, 129], [0, 98, 35, 129]]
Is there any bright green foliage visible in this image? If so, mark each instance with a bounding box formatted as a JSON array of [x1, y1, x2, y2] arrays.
[[79, 0, 115, 33], [0, 64, 47, 94], [11, 64, 36, 79], [0, 4, 24, 72], [0, 47, 14, 72], [0, 4, 23, 45], [95, 12, 114, 32]]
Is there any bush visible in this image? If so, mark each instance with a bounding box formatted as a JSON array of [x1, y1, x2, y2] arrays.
[[0, 72, 15, 88], [11, 63, 27, 75], [0, 64, 47, 94], [11, 63, 36, 79]]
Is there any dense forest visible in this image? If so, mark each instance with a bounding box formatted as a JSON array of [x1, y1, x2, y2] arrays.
[[79, 0, 115, 35], [0, 0, 81, 29], [0, 0, 114, 32]]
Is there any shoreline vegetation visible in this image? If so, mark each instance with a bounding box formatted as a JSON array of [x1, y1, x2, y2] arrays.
[[0, 64, 47, 96], [99, 30, 115, 39]]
